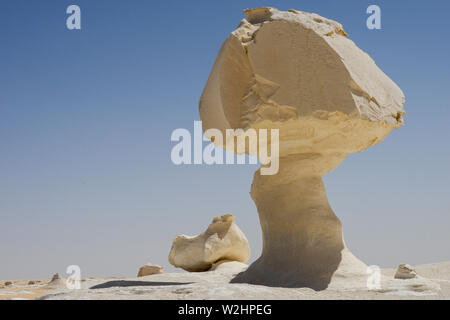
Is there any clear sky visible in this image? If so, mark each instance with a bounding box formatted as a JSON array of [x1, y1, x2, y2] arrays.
[[1, 0, 449, 280]]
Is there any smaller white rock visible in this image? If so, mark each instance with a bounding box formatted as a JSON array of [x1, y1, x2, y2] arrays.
[[137, 263, 164, 277], [168, 214, 250, 272], [395, 264, 418, 279], [44, 273, 66, 288]]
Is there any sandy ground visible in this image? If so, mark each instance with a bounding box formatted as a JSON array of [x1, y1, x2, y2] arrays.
[[2, 262, 450, 300], [0, 280, 53, 300]]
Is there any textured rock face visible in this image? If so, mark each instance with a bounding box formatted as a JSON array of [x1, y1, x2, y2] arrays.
[[200, 7, 405, 165], [137, 263, 164, 277], [395, 264, 418, 279], [168, 215, 250, 272], [44, 273, 66, 289], [200, 8, 405, 289]]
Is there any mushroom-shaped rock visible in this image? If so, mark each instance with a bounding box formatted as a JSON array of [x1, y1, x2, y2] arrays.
[[199, 8, 405, 289], [168, 214, 250, 272], [395, 264, 418, 279], [137, 263, 164, 277]]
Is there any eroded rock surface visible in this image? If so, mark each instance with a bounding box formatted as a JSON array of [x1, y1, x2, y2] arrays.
[[168, 215, 250, 272], [200, 8, 405, 162], [395, 264, 418, 279]]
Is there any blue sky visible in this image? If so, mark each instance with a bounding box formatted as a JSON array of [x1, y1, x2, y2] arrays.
[[1, 0, 449, 279]]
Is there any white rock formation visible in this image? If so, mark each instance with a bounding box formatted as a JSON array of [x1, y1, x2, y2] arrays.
[[168, 214, 250, 272], [395, 264, 418, 279], [199, 8, 405, 289], [44, 273, 66, 289], [137, 263, 164, 277]]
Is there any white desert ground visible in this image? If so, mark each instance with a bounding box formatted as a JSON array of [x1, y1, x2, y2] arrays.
[[1, 261, 450, 300]]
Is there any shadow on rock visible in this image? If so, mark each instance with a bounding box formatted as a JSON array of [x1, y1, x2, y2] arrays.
[[90, 280, 193, 289]]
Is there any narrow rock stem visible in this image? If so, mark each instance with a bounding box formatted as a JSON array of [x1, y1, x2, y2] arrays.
[[232, 156, 345, 289]]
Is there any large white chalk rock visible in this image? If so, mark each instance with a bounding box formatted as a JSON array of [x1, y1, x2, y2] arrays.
[[200, 7, 405, 172], [168, 215, 250, 272], [199, 8, 406, 289]]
